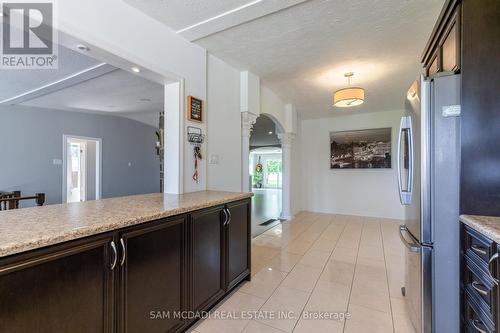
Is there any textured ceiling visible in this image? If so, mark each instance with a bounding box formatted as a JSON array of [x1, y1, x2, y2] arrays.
[[124, 0, 251, 31], [21, 70, 164, 116], [193, 0, 445, 118], [0, 46, 101, 101], [1, 42, 164, 126]]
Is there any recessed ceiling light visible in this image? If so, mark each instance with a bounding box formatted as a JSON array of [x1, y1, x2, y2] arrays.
[[268, 131, 273, 135], [131, 66, 141, 73], [76, 44, 89, 51]]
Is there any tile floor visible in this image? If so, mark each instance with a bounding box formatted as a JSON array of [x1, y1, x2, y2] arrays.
[[189, 212, 415, 333]]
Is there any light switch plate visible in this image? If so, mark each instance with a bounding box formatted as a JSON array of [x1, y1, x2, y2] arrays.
[[209, 154, 219, 165]]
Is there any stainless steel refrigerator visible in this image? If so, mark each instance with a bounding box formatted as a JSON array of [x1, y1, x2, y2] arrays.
[[398, 73, 461, 333]]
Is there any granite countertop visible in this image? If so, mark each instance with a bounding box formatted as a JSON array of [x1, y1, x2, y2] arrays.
[[460, 215, 500, 243], [0, 191, 252, 258]]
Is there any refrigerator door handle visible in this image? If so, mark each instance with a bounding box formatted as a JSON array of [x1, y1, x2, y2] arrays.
[[399, 225, 421, 253], [397, 116, 413, 205]]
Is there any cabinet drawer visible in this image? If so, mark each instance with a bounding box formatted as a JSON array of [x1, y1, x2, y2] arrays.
[[464, 255, 495, 316], [463, 225, 494, 267], [463, 292, 495, 333]]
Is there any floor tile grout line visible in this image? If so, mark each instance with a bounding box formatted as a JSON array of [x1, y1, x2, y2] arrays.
[[342, 216, 367, 333], [380, 219, 397, 333], [289, 214, 348, 333], [239, 213, 323, 333]]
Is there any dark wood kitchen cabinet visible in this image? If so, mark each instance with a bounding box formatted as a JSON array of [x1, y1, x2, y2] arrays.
[[190, 199, 252, 311], [422, 0, 461, 77], [461, 223, 500, 333], [0, 233, 115, 333], [190, 206, 226, 311], [225, 200, 251, 290], [118, 216, 188, 333], [0, 198, 251, 333]]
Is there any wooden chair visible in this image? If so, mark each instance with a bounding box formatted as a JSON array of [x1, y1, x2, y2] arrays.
[[0, 191, 45, 210]]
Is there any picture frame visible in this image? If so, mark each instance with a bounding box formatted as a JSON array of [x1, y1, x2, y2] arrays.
[[187, 96, 203, 122], [330, 127, 392, 169]]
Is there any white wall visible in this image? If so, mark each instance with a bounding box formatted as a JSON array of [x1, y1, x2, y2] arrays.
[[58, 0, 207, 193], [300, 110, 405, 219], [260, 86, 286, 132], [206, 54, 242, 192], [57, 1, 292, 196]]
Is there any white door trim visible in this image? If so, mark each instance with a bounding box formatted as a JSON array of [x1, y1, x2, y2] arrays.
[[62, 134, 102, 203]]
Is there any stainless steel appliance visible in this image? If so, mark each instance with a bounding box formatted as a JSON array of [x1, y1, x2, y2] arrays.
[[398, 73, 461, 333]]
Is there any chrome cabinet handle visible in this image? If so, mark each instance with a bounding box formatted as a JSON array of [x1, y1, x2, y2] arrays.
[[222, 209, 228, 225], [471, 281, 489, 296], [398, 225, 421, 253], [110, 241, 118, 270], [488, 253, 499, 285], [471, 244, 487, 256], [471, 319, 487, 333], [120, 238, 126, 267], [226, 208, 232, 226]]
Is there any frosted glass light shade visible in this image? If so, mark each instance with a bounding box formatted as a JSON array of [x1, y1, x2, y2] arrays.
[[333, 87, 365, 107]]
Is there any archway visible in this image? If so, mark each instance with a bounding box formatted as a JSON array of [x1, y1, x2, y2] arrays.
[[249, 114, 285, 237]]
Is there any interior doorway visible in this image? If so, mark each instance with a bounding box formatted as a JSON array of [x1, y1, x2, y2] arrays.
[[249, 114, 283, 237], [63, 135, 101, 203]]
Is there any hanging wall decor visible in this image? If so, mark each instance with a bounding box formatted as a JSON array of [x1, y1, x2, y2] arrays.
[[330, 128, 392, 169], [187, 96, 203, 122], [187, 126, 205, 183]]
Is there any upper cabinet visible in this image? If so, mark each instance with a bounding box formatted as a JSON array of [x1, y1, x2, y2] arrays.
[[422, 0, 461, 77]]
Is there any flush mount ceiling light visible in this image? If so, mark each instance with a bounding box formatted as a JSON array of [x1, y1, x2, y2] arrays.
[[131, 66, 141, 73], [333, 72, 365, 108]]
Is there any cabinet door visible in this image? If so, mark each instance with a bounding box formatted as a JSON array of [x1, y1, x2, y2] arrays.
[[191, 206, 225, 311], [118, 216, 187, 333], [225, 199, 251, 290], [0, 234, 115, 333]]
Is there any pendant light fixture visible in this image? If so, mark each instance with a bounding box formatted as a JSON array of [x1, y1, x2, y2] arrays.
[[333, 72, 365, 107]]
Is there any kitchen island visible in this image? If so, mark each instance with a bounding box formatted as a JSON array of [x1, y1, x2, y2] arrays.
[[0, 191, 252, 333]]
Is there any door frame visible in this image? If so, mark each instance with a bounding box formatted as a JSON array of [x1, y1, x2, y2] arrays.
[[62, 134, 102, 203]]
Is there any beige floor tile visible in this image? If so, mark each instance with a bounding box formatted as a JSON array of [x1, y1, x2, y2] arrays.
[[344, 304, 393, 333], [297, 250, 331, 269], [194, 212, 413, 333], [393, 314, 417, 333], [331, 246, 358, 264], [309, 238, 337, 252], [281, 264, 323, 292], [335, 238, 360, 249], [293, 318, 344, 333], [257, 286, 310, 332], [304, 280, 350, 312], [239, 267, 287, 299], [196, 292, 266, 333], [253, 235, 286, 249], [320, 260, 355, 286], [358, 244, 385, 261], [266, 252, 303, 273], [283, 240, 313, 255], [253, 245, 280, 260], [350, 280, 391, 314], [242, 320, 287, 333]]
